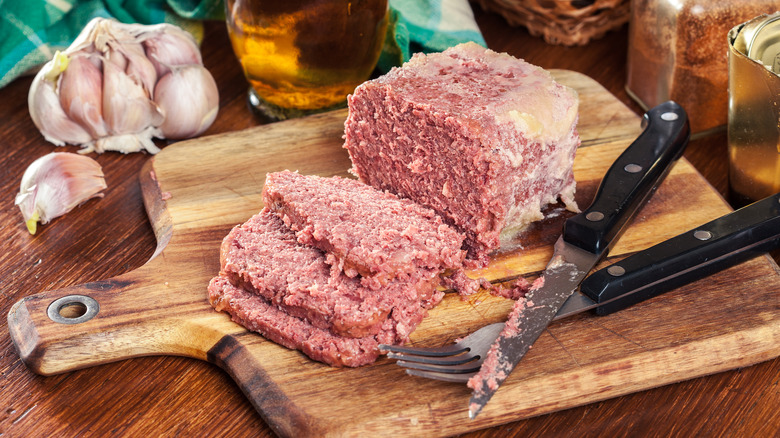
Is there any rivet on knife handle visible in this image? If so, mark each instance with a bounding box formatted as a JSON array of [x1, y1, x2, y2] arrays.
[[580, 192, 780, 316], [563, 101, 690, 255]]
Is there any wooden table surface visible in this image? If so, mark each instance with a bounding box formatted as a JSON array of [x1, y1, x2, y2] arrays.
[[1, 10, 778, 437]]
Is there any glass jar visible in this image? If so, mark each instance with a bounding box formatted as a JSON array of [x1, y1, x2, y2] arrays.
[[626, 0, 776, 136]]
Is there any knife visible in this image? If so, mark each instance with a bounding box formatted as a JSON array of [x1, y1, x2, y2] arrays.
[[468, 101, 690, 418], [554, 191, 780, 319], [395, 193, 778, 383]]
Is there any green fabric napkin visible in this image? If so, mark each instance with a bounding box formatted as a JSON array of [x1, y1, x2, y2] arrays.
[[0, 0, 485, 89], [0, 0, 221, 88], [378, 0, 487, 72]]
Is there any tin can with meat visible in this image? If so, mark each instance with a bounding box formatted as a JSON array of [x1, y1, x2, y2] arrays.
[[728, 13, 780, 206]]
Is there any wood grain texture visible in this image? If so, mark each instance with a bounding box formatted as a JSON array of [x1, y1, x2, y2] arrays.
[[2, 16, 778, 438], [8, 70, 780, 437]]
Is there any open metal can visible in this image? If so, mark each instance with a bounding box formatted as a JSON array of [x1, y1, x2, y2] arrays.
[[728, 13, 780, 206]]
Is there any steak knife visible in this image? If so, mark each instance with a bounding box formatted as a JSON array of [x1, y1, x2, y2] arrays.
[[554, 191, 780, 320], [468, 101, 690, 418]]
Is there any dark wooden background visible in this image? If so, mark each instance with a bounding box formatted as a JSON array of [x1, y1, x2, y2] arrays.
[[1, 8, 777, 437]]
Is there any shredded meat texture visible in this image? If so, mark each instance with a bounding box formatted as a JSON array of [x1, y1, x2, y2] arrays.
[[262, 170, 466, 288], [344, 42, 580, 266], [208, 275, 393, 367], [219, 209, 442, 340], [467, 296, 536, 393], [490, 276, 532, 300], [211, 208, 445, 367]]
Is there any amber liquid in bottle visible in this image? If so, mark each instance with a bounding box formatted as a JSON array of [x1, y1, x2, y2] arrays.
[[226, 0, 388, 119]]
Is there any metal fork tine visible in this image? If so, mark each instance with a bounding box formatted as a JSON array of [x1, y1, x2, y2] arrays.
[[397, 359, 483, 374], [379, 343, 469, 357], [386, 351, 476, 366], [382, 323, 504, 382], [406, 369, 475, 383]]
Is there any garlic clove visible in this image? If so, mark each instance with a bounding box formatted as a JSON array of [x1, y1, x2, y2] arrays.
[[102, 60, 164, 135], [15, 152, 107, 234], [28, 52, 93, 146], [154, 64, 219, 139], [139, 24, 203, 77], [59, 54, 108, 138], [91, 20, 158, 96], [106, 39, 158, 98]]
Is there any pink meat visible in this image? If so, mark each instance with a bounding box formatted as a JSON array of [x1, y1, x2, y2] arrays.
[[209, 275, 389, 367], [343, 42, 580, 266], [262, 170, 466, 287], [218, 208, 443, 340]]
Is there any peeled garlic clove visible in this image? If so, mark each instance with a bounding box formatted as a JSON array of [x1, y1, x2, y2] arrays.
[[27, 52, 93, 146], [139, 25, 203, 77], [59, 54, 108, 138], [154, 64, 218, 139], [15, 152, 107, 234]]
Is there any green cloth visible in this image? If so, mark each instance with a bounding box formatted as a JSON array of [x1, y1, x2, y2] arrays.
[[0, 0, 485, 88], [0, 0, 222, 88], [378, 0, 487, 72]]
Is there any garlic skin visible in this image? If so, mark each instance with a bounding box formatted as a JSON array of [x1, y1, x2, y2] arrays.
[[27, 18, 219, 154], [27, 53, 94, 146], [58, 54, 108, 139], [138, 24, 203, 77], [102, 58, 164, 136], [155, 64, 219, 139], [15, 152, 107, 234]]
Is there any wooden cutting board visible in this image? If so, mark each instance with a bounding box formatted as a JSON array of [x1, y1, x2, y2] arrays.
[[9, 71, 780, 437]]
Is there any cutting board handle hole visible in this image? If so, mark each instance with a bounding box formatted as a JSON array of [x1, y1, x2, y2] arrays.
[[47, 295, 100, 325]]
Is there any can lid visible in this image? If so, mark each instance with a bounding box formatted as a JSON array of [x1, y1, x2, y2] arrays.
[[746, 14, 780, 73]]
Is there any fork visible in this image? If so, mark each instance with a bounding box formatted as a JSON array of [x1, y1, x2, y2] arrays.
[[378, 323, 503, 383]]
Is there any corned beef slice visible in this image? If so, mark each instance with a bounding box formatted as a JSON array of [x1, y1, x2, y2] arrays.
[[208, 275, 391, 367], [262, 170, 466, 285], [218, 208, 443, 346], [343, 42, 580, 265]]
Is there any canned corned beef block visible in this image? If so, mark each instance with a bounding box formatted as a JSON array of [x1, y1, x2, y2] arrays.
[[343, 42, 580, 266]]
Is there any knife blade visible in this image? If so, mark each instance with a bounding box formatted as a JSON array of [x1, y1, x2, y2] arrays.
[[468, 101, 690, 418], [554, 191, 780, 319]]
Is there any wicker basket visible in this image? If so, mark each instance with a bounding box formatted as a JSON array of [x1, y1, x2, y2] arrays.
[[473, 0, 630, 46]]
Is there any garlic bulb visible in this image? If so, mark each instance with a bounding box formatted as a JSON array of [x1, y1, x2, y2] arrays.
[[15, 152, 107, 234], [28, 18, 219, 154]]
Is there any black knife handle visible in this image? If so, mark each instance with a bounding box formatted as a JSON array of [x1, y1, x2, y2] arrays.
[[580, 192, 780, 316], [563, 101, 690, 256]]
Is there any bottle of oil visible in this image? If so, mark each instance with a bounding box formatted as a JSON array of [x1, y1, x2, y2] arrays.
[[225, 0, 389, 120]]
